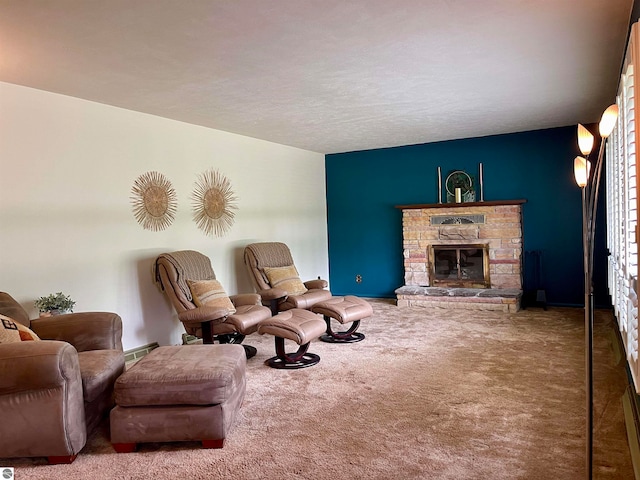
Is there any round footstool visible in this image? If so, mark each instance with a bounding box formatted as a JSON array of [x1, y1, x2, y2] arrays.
[[257, 308, 326, 369], [110, 344, 246, 452], [311, 295, 373, 343]]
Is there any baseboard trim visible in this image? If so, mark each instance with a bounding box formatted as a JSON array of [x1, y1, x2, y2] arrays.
[[623, 385, 640, 480], [609, 327, 624, 365], [182, 333, 203, 345], [124, 342, 159, 364]]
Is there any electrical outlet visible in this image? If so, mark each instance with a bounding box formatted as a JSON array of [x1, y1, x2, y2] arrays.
[[355, 274, 362, 283]]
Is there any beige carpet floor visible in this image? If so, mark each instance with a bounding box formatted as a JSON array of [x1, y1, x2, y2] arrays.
[[9, 299, 635, 479]]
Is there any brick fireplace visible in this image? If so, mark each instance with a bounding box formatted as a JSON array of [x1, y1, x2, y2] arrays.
[[394, 200, 526, 312]]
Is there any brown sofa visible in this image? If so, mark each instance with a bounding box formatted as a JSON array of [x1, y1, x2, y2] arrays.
[[0, 292, 124, 464]]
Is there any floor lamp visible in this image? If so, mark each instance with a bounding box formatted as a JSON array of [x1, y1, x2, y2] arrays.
[[573, 104, 618, 480]]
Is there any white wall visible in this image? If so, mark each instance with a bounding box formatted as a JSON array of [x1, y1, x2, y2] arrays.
[[0, 82, 328, 350]]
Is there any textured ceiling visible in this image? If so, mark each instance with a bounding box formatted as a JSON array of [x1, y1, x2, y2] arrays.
[[0, 1, 634, 154]]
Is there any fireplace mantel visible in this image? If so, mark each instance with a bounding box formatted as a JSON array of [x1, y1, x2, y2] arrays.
[[395, 199, 527, 210]]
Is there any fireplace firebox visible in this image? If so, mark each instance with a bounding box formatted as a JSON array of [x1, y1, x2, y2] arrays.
[[430, 244, 490, 288]]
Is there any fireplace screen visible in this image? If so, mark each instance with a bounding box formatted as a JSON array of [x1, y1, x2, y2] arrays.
[[430, 244, 490, 288]]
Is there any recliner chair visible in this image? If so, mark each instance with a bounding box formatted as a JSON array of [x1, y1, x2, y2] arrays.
[[154, 250, 272, 357], [243, 242, 332, 315]]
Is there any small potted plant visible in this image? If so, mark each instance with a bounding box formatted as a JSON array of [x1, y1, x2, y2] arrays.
[[34, 292, 76, 316]]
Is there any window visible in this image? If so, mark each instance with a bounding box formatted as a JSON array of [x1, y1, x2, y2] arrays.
[[607, 23, 639, 392]]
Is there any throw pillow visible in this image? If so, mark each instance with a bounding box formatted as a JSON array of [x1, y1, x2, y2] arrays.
[[187, 280, 236, 314], [263, 265, 308, 296], [0, 314, 41, 343]]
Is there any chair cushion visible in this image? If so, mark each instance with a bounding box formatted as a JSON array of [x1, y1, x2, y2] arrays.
[[77, 349, 126, 403], [257, 309, 326, 344], [187, 280, 236, 314], [311, 295, 373, 323], [264, 265, 308, 296], [0, 314, 40, 343]]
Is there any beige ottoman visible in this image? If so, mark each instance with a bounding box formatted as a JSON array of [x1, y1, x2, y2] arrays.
[[257, 308, 326, 369], [311, 295, 373, 343], [110, 344, 246, 452]]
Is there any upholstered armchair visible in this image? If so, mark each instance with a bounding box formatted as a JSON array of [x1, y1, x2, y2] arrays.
[[243, 242, 332, 315], [0, 292, 124, 464], [154, 250, 272, 358]]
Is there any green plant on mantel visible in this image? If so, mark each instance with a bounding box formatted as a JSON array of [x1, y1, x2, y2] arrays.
[[34, 292, 76, 314]]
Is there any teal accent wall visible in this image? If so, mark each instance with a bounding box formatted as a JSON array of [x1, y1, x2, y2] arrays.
[[325, 126, 609, 307]]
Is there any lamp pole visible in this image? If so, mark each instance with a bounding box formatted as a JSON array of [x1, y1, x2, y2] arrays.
[[581, 183, 593, 480], [574, 104, 618, 480]]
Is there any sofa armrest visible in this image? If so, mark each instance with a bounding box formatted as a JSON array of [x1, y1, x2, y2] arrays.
[[304, 279, 328, 290], [0, 341, 87, 458], [0, 341, 81, 394], [230, 293, 261, 307], [30, 312, 123, 353]]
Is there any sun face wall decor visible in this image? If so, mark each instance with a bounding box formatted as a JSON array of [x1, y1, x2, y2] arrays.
[[130, 171, 178, 231], [191, 169, 238, 237]]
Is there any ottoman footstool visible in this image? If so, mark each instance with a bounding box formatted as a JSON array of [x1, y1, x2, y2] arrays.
[[257, 308, 326, 369], [311, 295, 373, 343], [110, 344, 246, 452]]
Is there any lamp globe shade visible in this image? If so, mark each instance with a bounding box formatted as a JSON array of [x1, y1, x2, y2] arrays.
[[574, 156, 590, 187], [599, 104, 619, 138], [577, 124, 594, 156]]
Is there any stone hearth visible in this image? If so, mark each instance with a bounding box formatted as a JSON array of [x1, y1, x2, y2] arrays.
[[395, 200, 526, 311], [395, 286, 522, 312]]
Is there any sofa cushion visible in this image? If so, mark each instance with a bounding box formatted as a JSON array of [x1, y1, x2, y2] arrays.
[[187, 279, 236, 314], [263, 265, 308, 296], [0, 314, 40, 343], [0, 292, 31, 326], [77, 349, 126, 403]]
